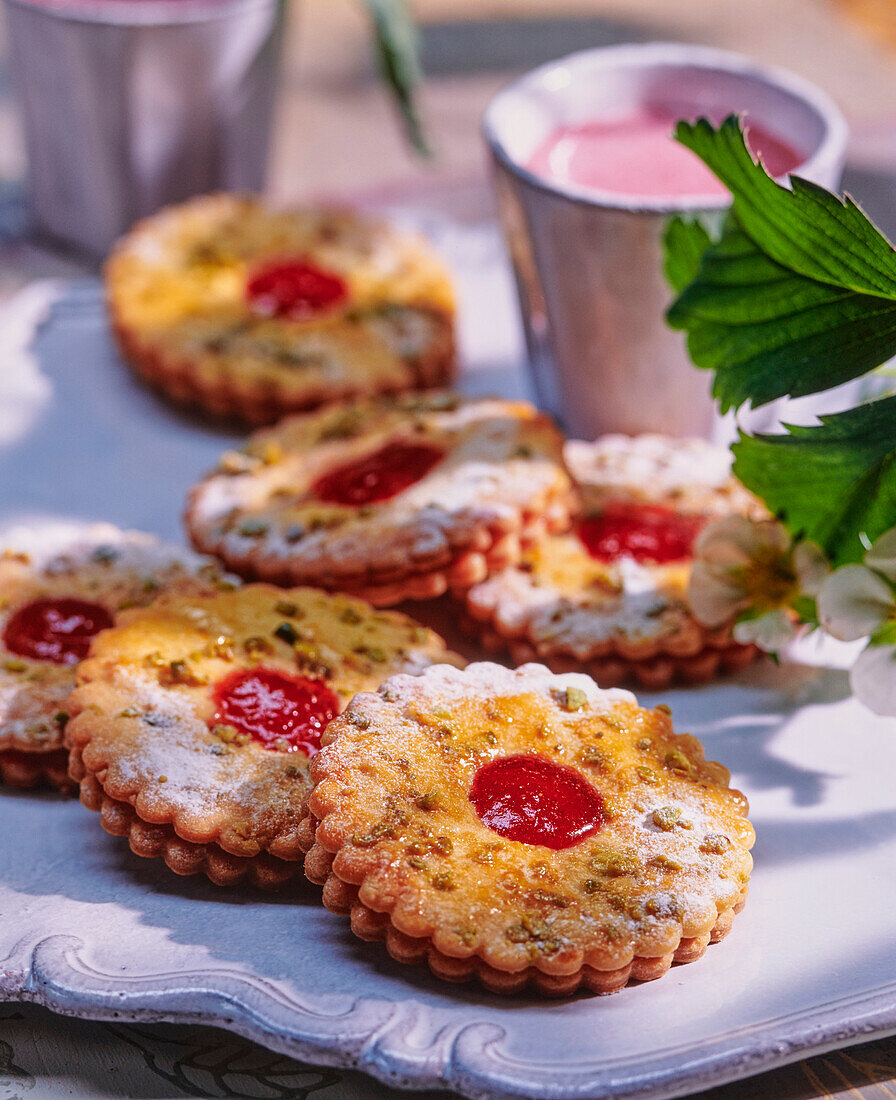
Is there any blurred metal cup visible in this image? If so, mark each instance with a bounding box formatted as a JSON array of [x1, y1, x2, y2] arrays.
[[5, 0, 285, 256], [483, 43, 848, 440]]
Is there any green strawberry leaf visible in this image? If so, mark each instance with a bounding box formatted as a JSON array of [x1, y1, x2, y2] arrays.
[[674, 116, 896, 297], [665, 117, 896, 411], [663, 116, 896, 577], [732, 395, 896, 565], [668, 219, 896, 411], [661, 216, 713, 294]]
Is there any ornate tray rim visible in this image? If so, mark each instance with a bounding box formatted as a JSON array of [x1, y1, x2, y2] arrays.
[[4, 933, 896, 1100]]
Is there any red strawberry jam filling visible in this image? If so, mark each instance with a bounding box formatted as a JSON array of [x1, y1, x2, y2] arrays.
[[3, 597, 113, 665], [469, 754, 605, 850], [246, 259, 348, 320], [311, 440, 445, 506], [577, 502, 705, 564], [211, 666, 338, 755]]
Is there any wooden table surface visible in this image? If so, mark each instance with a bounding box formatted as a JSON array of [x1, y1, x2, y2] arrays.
[[1, 2, 896, 1097]]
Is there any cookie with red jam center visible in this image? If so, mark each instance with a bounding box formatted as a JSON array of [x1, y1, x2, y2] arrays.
[[300, 662, 753, 996], [0, 521, 234, 791], [105, 194, 456, 425], [65, 584, 462, 889], [463, 435, 767, 688], [185, 392, 575, 606]]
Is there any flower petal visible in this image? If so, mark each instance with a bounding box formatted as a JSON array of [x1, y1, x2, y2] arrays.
[[849, 643, 896, 716], [759, 519, 795, 555], [733, 607, 795, 652], [865, 527, 896, 583], [817, 565, 893, 641], [793, 541, 830, 597], [694, 515, 788, 568], [692, 516, 754, 571], [688, 561, 748, 627]]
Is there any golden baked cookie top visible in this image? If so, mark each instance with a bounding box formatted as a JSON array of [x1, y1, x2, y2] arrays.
[[107, 193, 454, 331], [65, 584, 463, 861], [306, 662, 753, 981], [0, 521, 233, 756], [185, 393, 574, 598], [466, 530, 713, 669]]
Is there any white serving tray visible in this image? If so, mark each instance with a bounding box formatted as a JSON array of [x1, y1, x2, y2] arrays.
[[1, 242, 896, 1100]]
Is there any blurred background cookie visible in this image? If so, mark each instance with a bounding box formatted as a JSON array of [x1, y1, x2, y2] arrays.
[[105, 194, 456, 425], [564, 434, 767, 518]]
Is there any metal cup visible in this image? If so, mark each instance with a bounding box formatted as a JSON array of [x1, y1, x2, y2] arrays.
[[483, 43, 848, 440], [5, 0, 285, 256]]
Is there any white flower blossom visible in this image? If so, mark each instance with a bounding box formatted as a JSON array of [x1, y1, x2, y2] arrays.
[[688, 515, 828, 653], [849, 645, 896, 717], [863, 526, 896, 581], [732, 607, 795, 652], [817, 527, 896, 716], [817, 564, 894, 641]]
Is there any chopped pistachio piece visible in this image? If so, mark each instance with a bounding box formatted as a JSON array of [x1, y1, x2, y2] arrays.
[[563, 686, 588, 711], [243, 636, 273, 658], [237, 518, 269, 538], [274, 621, 298, 645], [415, 789, 442, 811], [665, 748, 693, 775], [650, 855, 684, 872], [636, 765, 660, 785], [355, 644, 386, 662], [701, 833, 731, 854], [652, 806, 682, 831], [211, 723, 240, 743]]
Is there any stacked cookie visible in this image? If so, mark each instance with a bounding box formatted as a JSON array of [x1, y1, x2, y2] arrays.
[[185, 392, 575, 604], [464, 433, 768, 688], [66, 585, 462, 888], [300, 662, 753, 996]]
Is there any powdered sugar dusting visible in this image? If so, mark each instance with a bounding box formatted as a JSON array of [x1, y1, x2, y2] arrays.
[[565, 435, 733, 498], [565, 434, 765, 521], [376, 660, 637, 714], [98, 667, 221, 819], [464, 434, 766, 663], [0, 519, 226, 578]]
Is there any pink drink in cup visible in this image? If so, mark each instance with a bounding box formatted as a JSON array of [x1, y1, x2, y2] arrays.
[[527, 109, 801, 200]]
